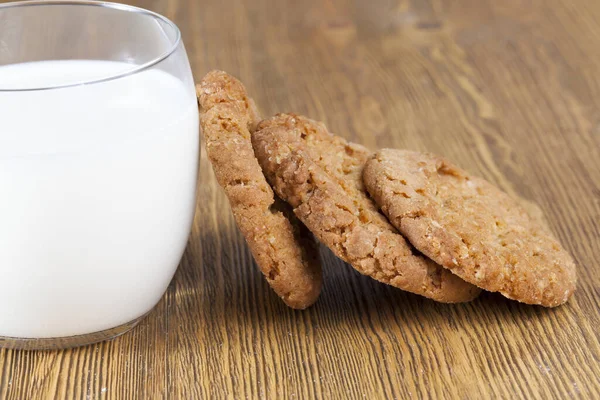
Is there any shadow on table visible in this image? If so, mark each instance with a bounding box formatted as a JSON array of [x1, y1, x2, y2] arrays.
[[170, 229, 557, 339]]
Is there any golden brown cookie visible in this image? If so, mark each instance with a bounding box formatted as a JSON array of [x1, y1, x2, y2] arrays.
[[363, 149, 577, 307], [252, 114, 480, 303], [198, 71, 322, 309]]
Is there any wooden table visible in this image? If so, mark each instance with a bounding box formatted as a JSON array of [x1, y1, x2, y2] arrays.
[[1, 0, 599, 398]]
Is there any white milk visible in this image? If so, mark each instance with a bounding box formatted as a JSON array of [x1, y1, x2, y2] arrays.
[[0, 60, 199, 338]]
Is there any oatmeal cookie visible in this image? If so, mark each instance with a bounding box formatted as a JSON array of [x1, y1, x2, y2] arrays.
[[363, 149, 577, 307], [252, 114, 480, 303], [198, 71, 322, 309]]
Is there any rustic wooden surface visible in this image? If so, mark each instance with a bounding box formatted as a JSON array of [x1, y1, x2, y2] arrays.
[[1, 0, 600, 398]]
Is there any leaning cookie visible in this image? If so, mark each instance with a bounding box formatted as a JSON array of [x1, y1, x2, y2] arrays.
[[198, 71, 322, 309], [252, 114, 480, 303], [363, 149, 577, 307]]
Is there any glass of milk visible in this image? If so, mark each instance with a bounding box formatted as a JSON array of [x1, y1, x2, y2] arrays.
[[0, 1, 199, 350]]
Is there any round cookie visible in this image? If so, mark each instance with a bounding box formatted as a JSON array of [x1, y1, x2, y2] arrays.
[[198, 71, 322, 309], [252, 114, 480, 303], [363, 149, 577, 307]]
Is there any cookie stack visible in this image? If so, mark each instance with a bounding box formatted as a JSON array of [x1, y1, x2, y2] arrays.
[[198, 71, 577, 309]]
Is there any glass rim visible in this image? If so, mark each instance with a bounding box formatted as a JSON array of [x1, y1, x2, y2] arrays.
[[0, 0, 182, 92]]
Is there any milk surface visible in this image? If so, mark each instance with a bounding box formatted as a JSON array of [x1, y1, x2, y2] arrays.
[[0, 60, 199, 338]]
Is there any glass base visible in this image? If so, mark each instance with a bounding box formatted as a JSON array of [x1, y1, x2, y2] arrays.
[[0, 313, 148, 351]]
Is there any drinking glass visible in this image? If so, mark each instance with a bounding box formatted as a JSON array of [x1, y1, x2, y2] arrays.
[[0, 1, 199, 350]]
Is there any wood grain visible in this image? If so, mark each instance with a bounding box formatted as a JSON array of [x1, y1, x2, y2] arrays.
[[1, 0, 600, 398]]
